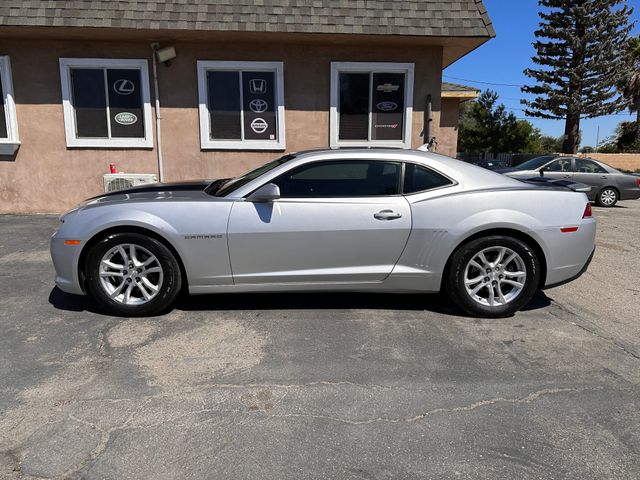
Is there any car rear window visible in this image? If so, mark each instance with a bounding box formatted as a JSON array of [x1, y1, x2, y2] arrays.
[[403, 164, 452, 194]]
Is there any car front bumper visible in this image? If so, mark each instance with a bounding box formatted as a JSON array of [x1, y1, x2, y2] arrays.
[[50, 230, 85, 295]]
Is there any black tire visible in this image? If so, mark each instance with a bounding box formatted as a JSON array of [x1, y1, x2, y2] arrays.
[[85, 233, 182, 316], [596, 187, 618, 208], [446, 235, 540, 318]]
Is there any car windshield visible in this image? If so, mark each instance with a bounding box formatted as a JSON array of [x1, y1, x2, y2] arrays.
[[207, 154, 298, 197], [515, 155, 558, 171]]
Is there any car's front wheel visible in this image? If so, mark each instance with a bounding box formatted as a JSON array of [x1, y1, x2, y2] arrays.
[[446, 236, 540, 318], [596, 187, 618, 207], [85, 233, 182, 316]]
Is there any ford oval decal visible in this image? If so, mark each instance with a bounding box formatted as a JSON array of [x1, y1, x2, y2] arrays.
[[376, 101, 398, 112]]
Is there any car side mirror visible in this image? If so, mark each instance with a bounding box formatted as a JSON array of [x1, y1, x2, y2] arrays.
[[247, 183, 281, 202]]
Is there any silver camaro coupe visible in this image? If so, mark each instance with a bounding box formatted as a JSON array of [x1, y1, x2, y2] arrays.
[[51, 149, 596, 318]]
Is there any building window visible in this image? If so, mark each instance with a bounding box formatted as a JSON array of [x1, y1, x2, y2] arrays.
[[197, 61, 285, 150], [59, 58, 153, 148], [330, 62, 414, 149], [0, 56, 20, 155]]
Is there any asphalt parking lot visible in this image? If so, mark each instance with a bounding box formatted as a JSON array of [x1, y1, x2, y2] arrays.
[[1, 202, 639, 479]]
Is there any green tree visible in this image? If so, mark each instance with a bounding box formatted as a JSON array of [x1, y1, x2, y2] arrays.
[[522, 0, 633, 154], [537, 134, 564, 153], [458, 90, 538, 153], [599, 121, 640, 152], [620, 36, 640, 141]]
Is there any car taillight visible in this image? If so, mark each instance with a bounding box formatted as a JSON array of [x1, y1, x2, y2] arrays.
[[583, 203, 592, 218], [636, 178, 640, 187]]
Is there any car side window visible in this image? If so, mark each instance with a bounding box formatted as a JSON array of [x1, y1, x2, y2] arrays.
[[545, 158, 571, 172], [403, 163, 452, 194], [272, 160, 401, 197], [574, 158, 607, 174]]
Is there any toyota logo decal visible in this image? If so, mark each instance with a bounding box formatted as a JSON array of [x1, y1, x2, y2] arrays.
[[249, 99, 269, 113], [113, 79, 135, 95]]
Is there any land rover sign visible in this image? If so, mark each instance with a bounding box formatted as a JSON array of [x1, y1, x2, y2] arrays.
[[114, 112, 138, 126]]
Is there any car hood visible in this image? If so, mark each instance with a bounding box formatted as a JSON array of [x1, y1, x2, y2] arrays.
[[91, 180, 213, 200]]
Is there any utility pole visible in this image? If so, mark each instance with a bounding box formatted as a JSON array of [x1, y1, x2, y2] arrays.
[[595, 125, 600, 153]]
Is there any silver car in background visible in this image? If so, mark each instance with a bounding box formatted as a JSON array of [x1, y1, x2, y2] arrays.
[[498, 155, 640, 207], [51, 149, 596, 318]]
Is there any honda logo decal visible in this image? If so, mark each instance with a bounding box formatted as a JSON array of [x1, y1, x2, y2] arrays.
[[249, 79, 267, 94]]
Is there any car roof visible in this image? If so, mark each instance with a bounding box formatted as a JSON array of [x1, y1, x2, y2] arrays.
[[225, 148, 524, 198]]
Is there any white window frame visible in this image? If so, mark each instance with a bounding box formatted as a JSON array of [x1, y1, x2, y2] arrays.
[[330, 62, 414, 149], [0, 56, 20, 155], [197, 60, 285, 150], [59, 58, 153, 148]]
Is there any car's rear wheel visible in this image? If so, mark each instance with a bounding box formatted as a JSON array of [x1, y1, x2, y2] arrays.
[[446, 236, 540, 318], [596, 187, 618, 207], [85, 233, 182, 316]]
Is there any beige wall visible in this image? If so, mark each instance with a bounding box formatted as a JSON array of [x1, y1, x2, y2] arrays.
[[0, 37, 445, 213], [584, 154, 640, 172], [438, 98, 461, 158]]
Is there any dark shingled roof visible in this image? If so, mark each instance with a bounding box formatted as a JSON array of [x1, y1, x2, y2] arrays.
[[0, 1, 495, 38]]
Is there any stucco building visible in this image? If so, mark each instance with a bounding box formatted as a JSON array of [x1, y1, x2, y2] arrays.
[[0, 1, 493, 213]]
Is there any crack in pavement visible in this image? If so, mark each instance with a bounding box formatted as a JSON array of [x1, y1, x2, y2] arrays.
[[264, 386, 604, 426]]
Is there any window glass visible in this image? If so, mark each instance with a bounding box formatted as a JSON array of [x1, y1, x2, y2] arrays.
[[215, 154, 297, 197], [242, 71, 277, 141], [71, 69, 108, 138], [516, 155, 557, 170], [574, 158, 607, 174], [107, 69, 144, 138], [70, 67, 145, 140], [339, 73, 370, 140], [208, 71, 241, 140], [403, 164, 452, 193], [371, 72, 405, 141], [273, 160, 401, 197], [545, 158, 571, 172], [333, 64, 412, 146], [0, 75, 7, 138], [202, 65, 282, 147]]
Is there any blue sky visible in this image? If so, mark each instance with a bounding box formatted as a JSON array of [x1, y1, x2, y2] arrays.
[[444, 0, 640, 148]]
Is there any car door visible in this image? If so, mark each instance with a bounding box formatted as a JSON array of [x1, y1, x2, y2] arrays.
[[541, 157, 573, 180], [226, 159, 411, 284], [572, 158, 610, 198]]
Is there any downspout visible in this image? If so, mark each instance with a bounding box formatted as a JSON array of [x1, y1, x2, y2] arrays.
[[425, 94, 432, 144], [151, 43, 165, 182]]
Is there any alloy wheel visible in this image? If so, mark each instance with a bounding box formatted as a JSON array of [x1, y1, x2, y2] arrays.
[[463, 246, 527, 307], [98, 243, 164, 305]]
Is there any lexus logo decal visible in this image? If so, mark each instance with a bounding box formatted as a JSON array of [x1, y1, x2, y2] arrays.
[[249, 99, 269, 113], [113, 79, 135, 95]]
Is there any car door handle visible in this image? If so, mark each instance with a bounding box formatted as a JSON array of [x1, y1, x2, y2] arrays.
[[374, 210, 402, 220], [600, 175, 608, 179]]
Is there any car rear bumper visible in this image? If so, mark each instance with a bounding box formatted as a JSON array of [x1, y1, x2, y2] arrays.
[[544, 246, 595, 289], [541, 218, 597, 288]]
